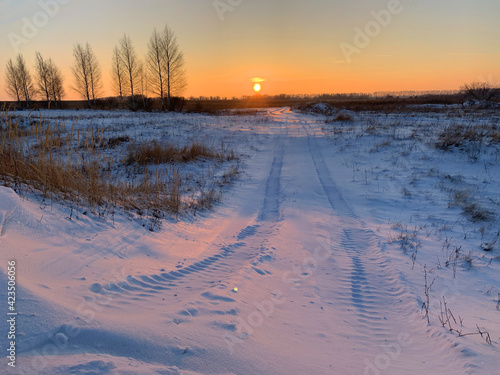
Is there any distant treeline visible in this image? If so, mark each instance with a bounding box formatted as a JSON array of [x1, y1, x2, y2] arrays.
[[2, 90, 499, 114], [189, 91, 464, 101]]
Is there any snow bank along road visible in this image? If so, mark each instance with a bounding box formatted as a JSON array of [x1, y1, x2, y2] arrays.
[[0, 108, 492, 374]]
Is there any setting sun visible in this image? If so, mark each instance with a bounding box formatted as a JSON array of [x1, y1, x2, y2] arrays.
[[253, 83, 262, 92]]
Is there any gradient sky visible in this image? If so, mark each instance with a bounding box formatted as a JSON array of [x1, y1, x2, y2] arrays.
[[0, 0, 499, 100]]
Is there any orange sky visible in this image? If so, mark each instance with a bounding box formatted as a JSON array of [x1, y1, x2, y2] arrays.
[[0, 0, 499, 100]]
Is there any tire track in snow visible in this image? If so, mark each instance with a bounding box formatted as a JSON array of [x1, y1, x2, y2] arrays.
[[295, 114, 469, 373], [300, 117, 409, 321], [257, 139, 284, 222], [86, 127, 286, 315]]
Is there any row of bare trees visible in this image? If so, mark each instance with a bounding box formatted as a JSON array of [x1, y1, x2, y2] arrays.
[[3, 24, 185, 111], [111, 25, 186, 111], [5, 53, 64, 108]]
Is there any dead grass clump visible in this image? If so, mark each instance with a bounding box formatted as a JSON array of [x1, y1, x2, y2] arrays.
[[295, 102, 337, 116], [119, 167, 182, 213], [106, 136, 130, 148], [220, 109, 263, 116], [388, 224, 421, 252], [0, 112, 182, 214], [329, 113, 354, 122], [450, 189, 493, 222], [462, 202, 493, 222], [369, 139, 392, 153], [436, 123, 500, 150], [127, 140, 234, 165], [1, 140, 107, 207], [388, 223, 421, 267], [197, 188, 221, 210], [184, 102, 220, 115], [222, 165, 239, 184]]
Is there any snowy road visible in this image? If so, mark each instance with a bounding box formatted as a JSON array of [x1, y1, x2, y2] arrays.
[[0, 108, 485, 374]]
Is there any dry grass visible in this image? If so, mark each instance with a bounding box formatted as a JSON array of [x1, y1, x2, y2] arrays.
[[450, 189, 493, 222], [196, 188, 221, 211], [436, 123, 500, 150], [105, 135, 131, 148], [219, 109, 264, 116], [126, 140, 235, 165], [0, 111, 182, 214], [0, 110, 239, 219], [328, 113, 354, 122]]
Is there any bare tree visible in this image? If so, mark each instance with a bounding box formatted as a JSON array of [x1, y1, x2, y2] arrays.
[[34, 52, 52, 106], [147, 25, 186, 111], [15, 54, 35, 107], [461, 82, 497, 102], [72, 43, 91, 108], [5, 59, 22, 107], [117, 34, 140, 110], [72, 42, 102, 108], [111, 46, 127, 108], [138, 62, 149, 109], [87, 44, 103, 106], [147, 28, 166, 110], [47, 60, 65, 108], [34, 53, 65, 109], [163, 26, 186, 110]]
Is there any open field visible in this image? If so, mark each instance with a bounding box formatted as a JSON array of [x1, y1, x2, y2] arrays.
[[0, 108, 243, 224], [0, 105, 499, 374]]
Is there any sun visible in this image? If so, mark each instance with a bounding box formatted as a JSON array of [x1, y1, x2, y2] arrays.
[[253, 83, 262, 92]]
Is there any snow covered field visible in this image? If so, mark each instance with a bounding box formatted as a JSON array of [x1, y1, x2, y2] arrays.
[[1, 107, 499, 374]]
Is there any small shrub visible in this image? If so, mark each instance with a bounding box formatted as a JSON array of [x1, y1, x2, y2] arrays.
[[461, 82, 497, 102], [335, 113, 353, 122], [197, 188, 221, 210], [326, 112, 354, 123], [436, 123, 500, 150], [184, 102, 219, 115], [450, 189, 493, 222], [106, 136, 130, 148], [462, 202, 493, 222]]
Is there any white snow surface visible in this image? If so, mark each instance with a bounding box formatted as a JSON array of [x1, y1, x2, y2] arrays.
[[1, 108, 499, 374]]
